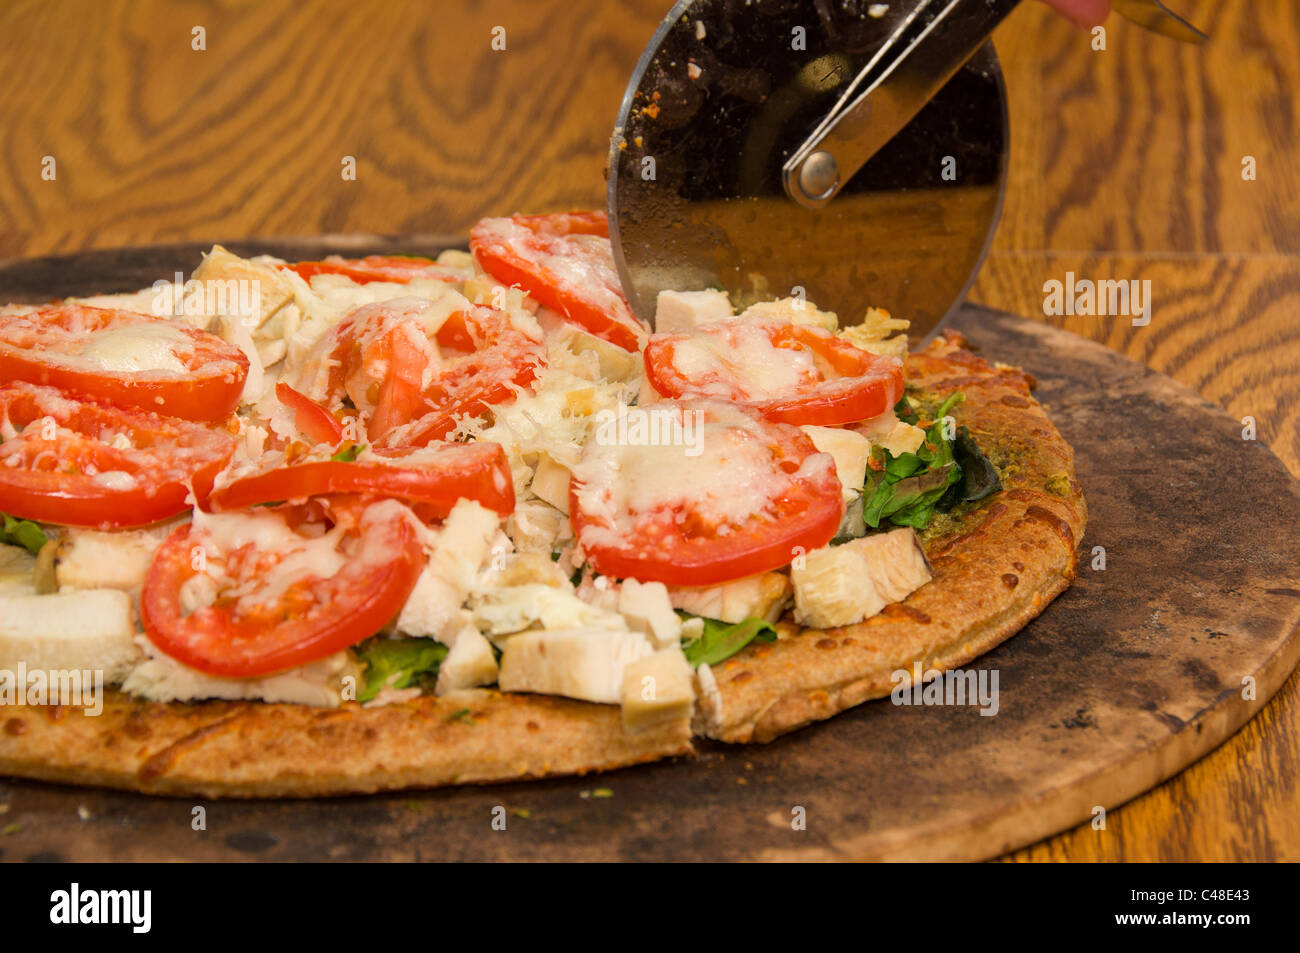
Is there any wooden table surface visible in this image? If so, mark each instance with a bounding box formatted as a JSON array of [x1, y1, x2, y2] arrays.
[[0, 0, 1296, 861]]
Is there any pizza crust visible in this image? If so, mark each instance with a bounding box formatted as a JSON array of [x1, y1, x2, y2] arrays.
[[0, 688, 693, 797], [0, 332, 1083, 795], [694, 332, 1087, 742]]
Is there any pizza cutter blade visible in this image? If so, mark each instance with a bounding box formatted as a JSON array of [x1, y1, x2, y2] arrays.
[[607, 0, 1013, 342]]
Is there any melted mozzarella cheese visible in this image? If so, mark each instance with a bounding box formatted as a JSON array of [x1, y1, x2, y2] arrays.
[[571, 401, 819, 542], [664, 322, 815, 398], [76, 322, 193, 374], [188, 509, 349, 609]]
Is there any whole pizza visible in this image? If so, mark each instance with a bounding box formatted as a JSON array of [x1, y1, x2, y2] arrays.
[[0, 212, 1085, 796]]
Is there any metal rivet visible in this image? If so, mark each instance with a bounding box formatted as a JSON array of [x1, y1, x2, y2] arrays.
[[799, 151, 839, 199]]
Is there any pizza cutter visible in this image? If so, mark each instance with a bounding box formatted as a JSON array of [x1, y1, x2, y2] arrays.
[[607, 0, 1207, 341]]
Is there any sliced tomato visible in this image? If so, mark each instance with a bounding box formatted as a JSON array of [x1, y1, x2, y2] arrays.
[[293, 299, 542, 448], [368, 338, 428, 441], [0, 382, 236, 528], [643, 320, 904, 427], [569, 399, 843, 585], [141, 499, 424, 677], [0, 304, 248, 423], [275, 382, 344, 446], [207, 441, 515, 517], [285, 255, 464, 285], [375, 338, 541, 447], [470, 211, 648, 352]]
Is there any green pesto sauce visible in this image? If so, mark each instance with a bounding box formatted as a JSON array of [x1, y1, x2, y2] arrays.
[[906, 386, 1024, 545]]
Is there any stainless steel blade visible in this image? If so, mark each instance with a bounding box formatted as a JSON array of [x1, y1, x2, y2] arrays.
[[608, 0, 1008, 342], [1113, 0, 1208, 45]]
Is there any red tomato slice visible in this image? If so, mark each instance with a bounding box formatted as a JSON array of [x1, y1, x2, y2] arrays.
[[0, 304, 248, 423], [375, 337, 541, 448], [275, 382, 344, 446], [368, 336, 429, 441], [141, 499, 424, 677], [0, 382, 236, 529], [207, 442, 515, 517], [470, 212, 648, 352], [569, 399, 843, 585], [643, 320, 904, 427], [293, 299, 542, 448], [285, 255, 464, 285]]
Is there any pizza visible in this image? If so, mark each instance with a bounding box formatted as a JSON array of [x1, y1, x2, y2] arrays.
[[0, 212, 1086, 796]]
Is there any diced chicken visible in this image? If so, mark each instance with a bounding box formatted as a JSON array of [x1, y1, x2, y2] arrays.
[[791, 527, 932, 628], [0, 543, 36, 596], [472, 584, 627, 642], [621, 646, 694, 732], [565, 329, 640, 382], [618, 578, 682, 649], [497, 627, 654, 704], [654, 289, 734, 332], [192, 245, 298, 331], [800, 425, 871, 501], [507, 500, 569, 555], [123, 643, 359, 708], [191, 248, 303, 400], [0, 589, 142, 683], [838, 307, 910, 361], [693, 662, 725, 736], [54, 528, 162, 592], [529, 452, 572, 514], [739, 296, 837, 332], [669, 572, 792, 624], [435, 626, 500, 695], [396, 500, 501, 641], [874, 421, 927, 457], [575, 573, 621, 613], [479, 551, 572, 590]]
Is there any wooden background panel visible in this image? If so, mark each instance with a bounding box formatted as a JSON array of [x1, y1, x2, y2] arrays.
[[979, 1, 1300, 862], [0, 0, 1297, 861], [989, 1, 1300, 256], [972, 254, 1300, 476], [984, 254, 1300, 862], [0, 0, 666, 257]]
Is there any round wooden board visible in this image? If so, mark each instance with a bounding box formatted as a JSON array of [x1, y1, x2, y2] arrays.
[[1, 240, 1297, 862]]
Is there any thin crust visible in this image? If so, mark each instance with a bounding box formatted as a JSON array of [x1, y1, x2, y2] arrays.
[[0, 332, 1083, 795], [694, 331, 1087, 742], [0, 688, 692, 798]]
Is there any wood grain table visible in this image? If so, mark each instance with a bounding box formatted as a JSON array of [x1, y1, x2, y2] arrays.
[[0, 0, 1296, 861]]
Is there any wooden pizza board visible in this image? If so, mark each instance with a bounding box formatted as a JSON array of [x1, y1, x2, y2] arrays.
[[0, 239, 1297, 862]]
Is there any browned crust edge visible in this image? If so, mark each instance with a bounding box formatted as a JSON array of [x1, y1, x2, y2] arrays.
[[0, 689, 692, 798], [697, 331, 1088, 743]]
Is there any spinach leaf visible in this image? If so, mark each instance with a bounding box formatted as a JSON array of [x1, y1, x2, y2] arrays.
[[354, 637, 448, 702], [0, 514, 48, 556], [679, 614, 777, 669], [862, 392, 966, 530], [831, 494, 867, 545], [331, 443, 364, 462], [952, 426, 1002, 503], [894, 394, 920, 425]]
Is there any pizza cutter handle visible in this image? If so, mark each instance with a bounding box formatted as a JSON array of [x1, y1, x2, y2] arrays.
[[783, 0, 1210, 211]]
